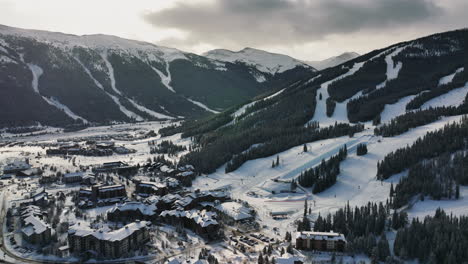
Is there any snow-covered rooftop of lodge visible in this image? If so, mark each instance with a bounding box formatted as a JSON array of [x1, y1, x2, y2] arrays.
[[69, 221, 149, 241], [203, 47, 313, 74], [296, 231, 346, 242], [107, 201, 157, 216], [22, 215, 50, 236], [215, 201, 253, 221], [160, 209, 218, 227]]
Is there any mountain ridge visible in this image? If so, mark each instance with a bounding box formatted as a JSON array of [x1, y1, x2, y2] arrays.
[[0, 24, 315, 128]]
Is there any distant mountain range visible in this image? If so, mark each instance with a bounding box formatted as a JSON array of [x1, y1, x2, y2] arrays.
[[305, 52, 360, 70], [0, 25, 314, 128]]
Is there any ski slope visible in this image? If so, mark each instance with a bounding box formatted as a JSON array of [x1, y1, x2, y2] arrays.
[[187, 99, 220, 114], [380, 95, 416, 123], [311, 62, 365, 126], [438, 67, 464, 86], [193, 115, 466, 233], [421, 82, 468, 109]]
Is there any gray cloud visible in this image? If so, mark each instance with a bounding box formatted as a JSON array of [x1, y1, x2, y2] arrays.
[[143, 0, 443, 48]]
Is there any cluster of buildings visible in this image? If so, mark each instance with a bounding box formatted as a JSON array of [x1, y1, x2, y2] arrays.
[[46, 141, 134, 156], [78, 184, 127, 207]]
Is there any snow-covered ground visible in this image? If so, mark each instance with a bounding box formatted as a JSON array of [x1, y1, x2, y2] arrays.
[[421, 82, 468, 109], [193, 115, 467, 234], [380, 95, 416, 123], [407, 186, 468, 219]]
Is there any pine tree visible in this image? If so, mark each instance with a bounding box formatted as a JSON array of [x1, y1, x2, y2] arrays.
[[276, 155, 280, 167], [303, 144, 308, 152], [455, 184, 460, 199], [258, 252, 264, 264]]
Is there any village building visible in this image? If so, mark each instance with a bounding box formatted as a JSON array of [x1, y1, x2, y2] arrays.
[[295, 231, 346, 252], [214, 201, 254, 224], [78, 184, 127, 207], [20, 205, 51, 245], [68, 221, 150, 258], [63, 171, 85, 184], [2, 160, 31, 174], [160, 209, 219, 239], [135, 181, 168, 197], [16, 167, 41, 177], [107, 201, 158, 222]]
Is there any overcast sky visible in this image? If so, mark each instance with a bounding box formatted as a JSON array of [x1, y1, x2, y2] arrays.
[[0, 0, 466, 60]]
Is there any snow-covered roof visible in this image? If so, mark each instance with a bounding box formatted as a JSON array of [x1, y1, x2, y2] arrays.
[[160, 209, 218, 227], [69, 221, 150, 242], [63, 171, 85, 178], [3, 161, 31, 171], [276, 254, 304, 264], [296, 231, 346, 242], [215, 202, 253, 221], [107, 201, 157, 216], [22, 215, 50, 236], [97, 184, 125, 192]]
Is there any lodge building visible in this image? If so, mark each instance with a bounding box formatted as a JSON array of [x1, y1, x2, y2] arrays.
[[295, 231, 346, 252]]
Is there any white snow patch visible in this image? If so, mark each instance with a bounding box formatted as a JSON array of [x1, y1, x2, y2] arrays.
[[128, 98, 174, 119], [438, 67, 464, 86], [380, 95, 417, 123], [421, 82, 468, 109], [42, 96, 89, 124], [407, 186, 468, 219], [187, 99, 220, 114], [151, 62, 175, 93], [26, 63, 43, 94]]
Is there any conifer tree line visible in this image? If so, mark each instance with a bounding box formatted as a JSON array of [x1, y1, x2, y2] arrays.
[[356, 143, 368, 156], [346, 30, 467, 123], [375, 103, 468, 137], [406, 67, 468, 110], [297, 145, 347, 193], [377, 116, 468, 180], [149, 140, 186, 155], [394, 209, 468, 264], [391, 151, 467, 208], [223, 124, 361, 173], [312, 202, 404, 261]]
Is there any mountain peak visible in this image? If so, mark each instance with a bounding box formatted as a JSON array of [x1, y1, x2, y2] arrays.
[[203, 47, 315, 74], [306, 52, 360, 70]]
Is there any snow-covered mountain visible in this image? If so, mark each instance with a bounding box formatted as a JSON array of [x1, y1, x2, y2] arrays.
[[170, 28, 468, 173], [306, 52, 360, 70], [203, 47, 315, 81], [0, 25, 314, 127]]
